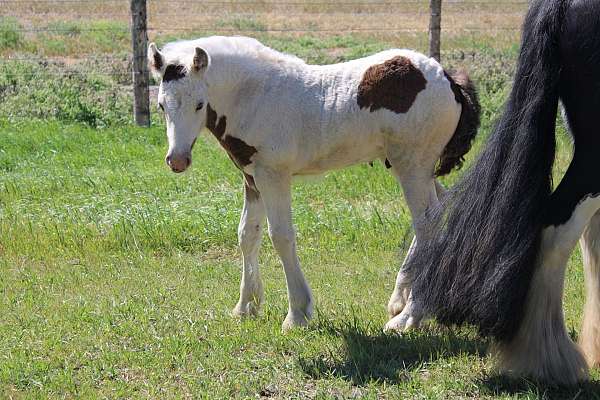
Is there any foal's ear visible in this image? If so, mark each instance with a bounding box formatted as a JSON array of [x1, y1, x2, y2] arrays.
[[148, 42, 165, 74], [192, 47, 210, 73]]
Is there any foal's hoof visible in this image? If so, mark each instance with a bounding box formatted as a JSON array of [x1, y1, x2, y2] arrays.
[[387, 297, 408, 318], [383, 312, 421, 333], [232, 301, 261, 318], [281, 311, 311, 332], [387, 287, 410, 318]]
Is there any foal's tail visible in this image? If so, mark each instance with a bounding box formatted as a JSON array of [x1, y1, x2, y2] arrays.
[[406, 0, 571, 341], [435, 70, 481, 176]]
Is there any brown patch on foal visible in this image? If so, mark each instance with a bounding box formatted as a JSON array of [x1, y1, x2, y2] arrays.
[[206, 103, 258, 170], [222, 136, 256, 166], [206, 103, 227, 139], [357, 56, 427, 114]]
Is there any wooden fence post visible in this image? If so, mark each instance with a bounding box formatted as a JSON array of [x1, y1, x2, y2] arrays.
[[429, 0, 442, 61], [130, 0, 150, 127]]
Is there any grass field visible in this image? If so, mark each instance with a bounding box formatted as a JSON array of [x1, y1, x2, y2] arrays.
[[1, 2, 599, 399]]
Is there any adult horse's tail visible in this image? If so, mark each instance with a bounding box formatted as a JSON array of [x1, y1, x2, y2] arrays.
[[435, 70, 480, 177], [407, 0, 571, 341]]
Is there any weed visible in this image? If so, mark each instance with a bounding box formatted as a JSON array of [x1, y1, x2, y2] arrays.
[[0, 17, 24, 51]]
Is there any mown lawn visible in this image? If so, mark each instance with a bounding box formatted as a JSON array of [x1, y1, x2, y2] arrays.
[[1, 30, 598, 398]]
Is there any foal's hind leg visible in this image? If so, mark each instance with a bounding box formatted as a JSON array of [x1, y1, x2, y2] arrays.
[[434, 180, 448, 202], [232, 182, 266, 317], [387, 236, 416, 318], [385, 167, 439, 332], [387, 180, 447, 319], [579, 210, 600, 366], [388, 180, 447, 318]]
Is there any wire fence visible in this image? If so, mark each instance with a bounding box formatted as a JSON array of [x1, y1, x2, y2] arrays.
[[8, 26, 523, 31], [0, 0, 527, 124], [0, 1, 527, 51]]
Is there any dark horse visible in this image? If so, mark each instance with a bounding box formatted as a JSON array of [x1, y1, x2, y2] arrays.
[[402, 0, 600, 385]]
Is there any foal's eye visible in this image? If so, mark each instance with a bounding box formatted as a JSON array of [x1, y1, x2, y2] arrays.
[[196, 102, 204, 111]]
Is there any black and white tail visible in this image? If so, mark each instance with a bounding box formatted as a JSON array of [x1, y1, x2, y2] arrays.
[[406, 0, 571, 342]]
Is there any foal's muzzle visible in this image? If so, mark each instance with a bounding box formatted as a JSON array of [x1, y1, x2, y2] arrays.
[[165, 152, 192, 173]]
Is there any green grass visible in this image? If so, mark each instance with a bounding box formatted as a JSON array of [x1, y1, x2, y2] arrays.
[[0, 37, 597, 398], [38, 20, 130, 56], [217, 17, 268, 32], [0, 17, 25, 52], [0, 118, 592, 399], [0, 60, 132, 128], [0, 18, 130, 57]]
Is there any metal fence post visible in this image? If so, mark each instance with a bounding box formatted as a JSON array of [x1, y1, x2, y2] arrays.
[[130, 0, 150, 127], [429, 0, 442, 61]]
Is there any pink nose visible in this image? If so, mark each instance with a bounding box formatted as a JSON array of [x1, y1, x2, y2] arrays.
[[165, 154, 191, 173]]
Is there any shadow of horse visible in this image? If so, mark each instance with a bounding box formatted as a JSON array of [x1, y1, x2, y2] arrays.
[[478, 328, 600, 399], [480, 375, 600, 400], [297, 315, 487, 385], [298, 316, 600, 397]]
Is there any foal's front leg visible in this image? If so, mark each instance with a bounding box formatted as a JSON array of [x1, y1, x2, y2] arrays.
[[232, 182, 266, 317], [254, 167, 313, 330]]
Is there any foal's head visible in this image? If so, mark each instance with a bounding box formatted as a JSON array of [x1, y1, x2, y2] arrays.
[[148, 43, 211, 173]]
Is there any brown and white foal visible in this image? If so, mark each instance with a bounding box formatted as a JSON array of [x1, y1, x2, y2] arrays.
[[148, 36, 479, 331]]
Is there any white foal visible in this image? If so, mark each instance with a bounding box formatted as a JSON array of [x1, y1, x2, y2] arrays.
[[148, 36, 480, 330]]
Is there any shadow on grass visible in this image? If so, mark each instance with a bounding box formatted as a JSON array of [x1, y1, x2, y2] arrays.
[[480, 375, 600, 400], [297, 314, 487, 385], [298, 314, 600, 396]]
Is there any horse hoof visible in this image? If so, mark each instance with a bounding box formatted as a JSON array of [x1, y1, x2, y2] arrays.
[[384, 311, 421, 333], [232, 301, 261, 318], [387, 287, 411, 317], [387, 298, 407, 318], [281, 311, 311, 332], [384, 315, 407, 333]]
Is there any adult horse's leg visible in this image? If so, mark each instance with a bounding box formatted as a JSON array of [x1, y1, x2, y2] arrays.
[[495, 194, 600, 384], [385, 167, 440, 332], [254, 166, 313, 330], [232, 182, 266, 317], [580, 210, 600, 367], [560, 0, 600, 370], [495, 0, 600, 383]]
